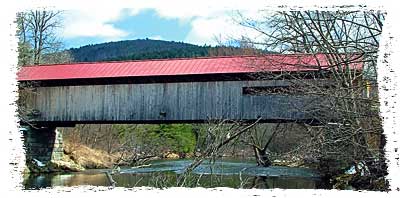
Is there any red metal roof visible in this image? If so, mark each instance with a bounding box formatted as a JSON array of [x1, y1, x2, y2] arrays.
[[17, 54, 363, 81]]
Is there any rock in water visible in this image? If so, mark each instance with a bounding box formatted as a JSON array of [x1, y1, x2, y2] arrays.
[[33, 158, 45, 167]]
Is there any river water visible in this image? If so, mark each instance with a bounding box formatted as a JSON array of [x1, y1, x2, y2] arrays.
[[23, 159, 331, 189]]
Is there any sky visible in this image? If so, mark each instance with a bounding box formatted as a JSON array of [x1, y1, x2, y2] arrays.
[[42, 0, 390, 49], [58, 1, 268, 49]]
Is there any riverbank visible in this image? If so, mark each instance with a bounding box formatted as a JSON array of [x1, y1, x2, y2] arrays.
[[63, 140, 118, 169], [62, 141, 316, 171], [23, 141, 119, 173]]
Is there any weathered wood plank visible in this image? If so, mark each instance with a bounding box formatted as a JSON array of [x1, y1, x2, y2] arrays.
[[26, 80, 315, 123]]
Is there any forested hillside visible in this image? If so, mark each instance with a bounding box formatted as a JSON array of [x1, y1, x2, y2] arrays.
[[67, 39, 262, 62]]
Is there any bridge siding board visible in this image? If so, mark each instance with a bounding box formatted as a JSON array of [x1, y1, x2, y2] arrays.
[[27, 80, 311, 123]]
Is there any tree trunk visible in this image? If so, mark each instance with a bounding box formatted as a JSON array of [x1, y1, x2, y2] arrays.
[[251, 176, 269, 189], [253, 146, 271, 167]]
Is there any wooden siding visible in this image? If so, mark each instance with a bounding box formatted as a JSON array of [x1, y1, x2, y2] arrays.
[[25, 80, 314, 123]]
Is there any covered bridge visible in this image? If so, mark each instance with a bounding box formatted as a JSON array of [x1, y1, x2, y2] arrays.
[[17, 54, 344, 127]]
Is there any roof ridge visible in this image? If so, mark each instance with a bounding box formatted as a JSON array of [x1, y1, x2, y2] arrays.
[[21, 53, 336, 67], [21, 55, 259, 67]]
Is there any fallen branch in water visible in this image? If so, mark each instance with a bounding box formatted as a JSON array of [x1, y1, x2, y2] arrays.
[[105, 171, 116, 187], [177, 118, 261, 186]]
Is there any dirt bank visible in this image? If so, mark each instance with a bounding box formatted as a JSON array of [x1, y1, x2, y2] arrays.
[[63, 141, 118, 169]]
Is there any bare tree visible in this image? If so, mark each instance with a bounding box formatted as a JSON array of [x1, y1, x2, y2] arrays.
[[27, 10, 62, 64], [17, 9, 71, 66], [236, 10, 387, 190], [240, 124, 282, 167]]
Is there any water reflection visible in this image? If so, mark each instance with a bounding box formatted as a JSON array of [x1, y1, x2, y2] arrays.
[[23, 172, 110, 189], [23, 159, 330, 190]]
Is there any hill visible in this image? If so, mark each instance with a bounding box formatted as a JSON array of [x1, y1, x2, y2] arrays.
[[67, 39, 262, 62]]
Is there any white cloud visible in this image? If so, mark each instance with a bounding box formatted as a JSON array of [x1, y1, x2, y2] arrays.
[[61, 8, 128, 39], [63, 21, 128, 39], [184, 17, 233, 45], [183, 13, 266, 46]]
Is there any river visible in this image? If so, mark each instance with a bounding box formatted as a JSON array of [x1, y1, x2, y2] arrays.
[[23, 158, 331, 189]]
